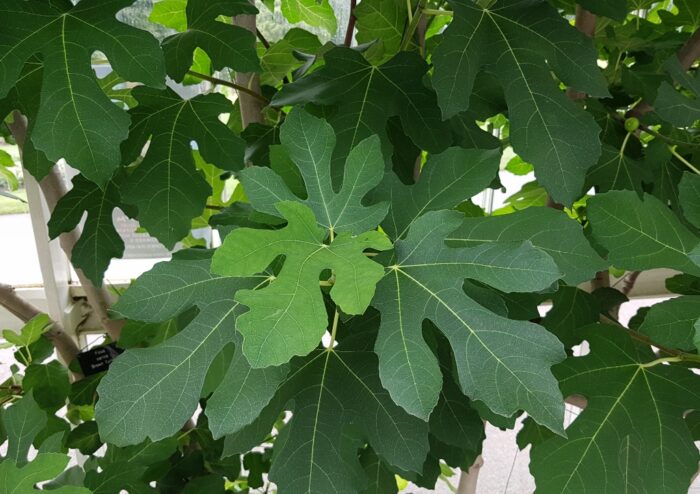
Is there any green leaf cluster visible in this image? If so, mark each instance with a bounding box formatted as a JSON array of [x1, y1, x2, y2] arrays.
[[2, 0, 700, 491]]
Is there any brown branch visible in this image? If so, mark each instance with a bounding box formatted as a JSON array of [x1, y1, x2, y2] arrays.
[[0, 282, 81, 371], [233, 9, 266, 128], [413, 154, 422, 182], [256, 28, 270, 49], [677, 28, 700, 72], [574, 5, 596, 37], [590, 269, 610, 291], [42, 168, 123, 340], [599, 313, 700, 363], [8, 112, 122, 341], [620, 271, 641, 296], [344, 0, 357, 47], [187, 70, 269, 104], [456, 455, 484, 494], [545, 196, 564, 210]]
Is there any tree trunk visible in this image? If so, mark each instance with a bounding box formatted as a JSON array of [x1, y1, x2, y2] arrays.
[[8, 112, 122, 340], [233, 12, 265, 129], [0, 282, 81, 374]]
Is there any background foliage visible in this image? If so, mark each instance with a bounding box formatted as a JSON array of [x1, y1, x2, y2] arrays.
[[2, 0, 700, 492]]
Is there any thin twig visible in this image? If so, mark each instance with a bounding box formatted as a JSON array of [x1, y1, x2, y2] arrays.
[[344, 0, 357, 47], [600, 313, 700, 364], [640, 356, 684, 368], [327, 309, 340, 349], [187, 70, 269, 103], [670, 145, 700, 174], [607, 109, 700, 148], [422, 8, 452, 15], [400, 0, 426, 51], [677, 27, 700, 72], [620, 271, 641, 296], [503, 449, 520, 494], [456, 456, 484, 494], [232, 11, 267, 128], [256, 28, 270, 49], [0, 282, 82, 372]]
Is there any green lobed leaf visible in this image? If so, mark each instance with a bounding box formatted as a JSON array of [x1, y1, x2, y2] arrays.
[[120, 86, 245, 248], [65, 422, 102, 455], [667, 273, 700, 295], [576, 0, 628, 20], [657, 0, 700, 30], [0, 0, 165, 186], [3, 392, 47, 466], [644, 140, 684, 210], [273, 48, 452, 174], [96, 250, 265, 446], [679, 171, 700, 229], [36, 422, 69, 455], [241, 123, 280, 167], [0, 453, 91, 494], [118, 313, 187, 350], [206, 345, 289, 438], [0, 149, 18, 190], [530, 325, 700, 494], [23, 362, 71, 411], [2, 313, 52, 348], [241, 108, 389, 235], [211, 201, 391, 367], [432, 0, 607, 205], [354, 0, 408, 62], [373, 147, 501, 240], [372, 210, 566, 427], [0, 61, 54, 181], [83, 461, 151, 494], [588, 191, 700, 275], [585, 144, 650, 195], [162, 0, 260, 81], [281, 0, 337, 34], [655, 58, 700, 127], [260, 29, 321, 86], [359, 448, 398, 494], [638, 296, 700, 351], [541, 286, 602, 348], [225, 348, 429, 493], [149, 0, 187, 31], [102, 436, 178, 466], [181, 475, 226, 494], [98, 70, 137, 108], [47, 175, 127, 286], [447, 207, 607, 285], [429, 367, 485, 454]]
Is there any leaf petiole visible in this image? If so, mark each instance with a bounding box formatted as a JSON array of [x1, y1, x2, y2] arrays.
[[422, 8, 453, 16], [186, 70, 269, 103], [640, 356, 684, 368], [328, 309, 340, 350], [669, 145, 700, 175]]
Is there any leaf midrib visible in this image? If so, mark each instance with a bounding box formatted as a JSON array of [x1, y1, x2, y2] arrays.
[[396, 267, 559, 425]]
